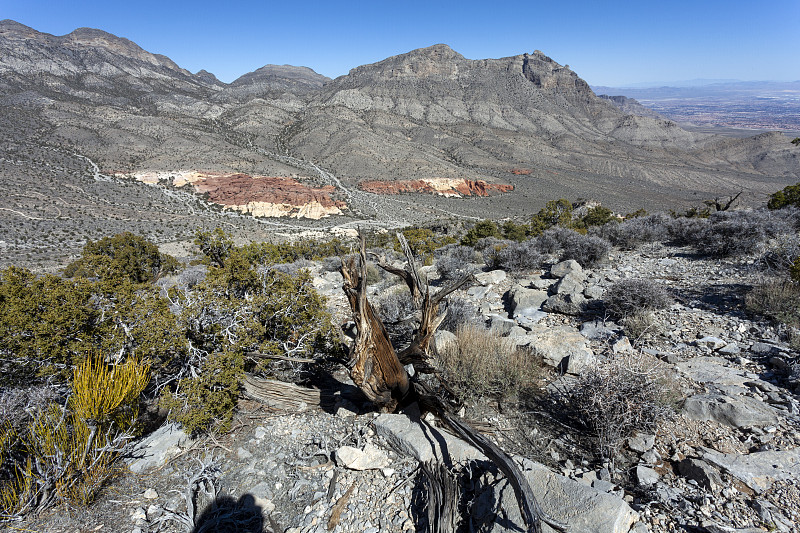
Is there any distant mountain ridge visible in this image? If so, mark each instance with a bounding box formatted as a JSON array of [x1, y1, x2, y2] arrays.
[[0, 19, 798, 231]]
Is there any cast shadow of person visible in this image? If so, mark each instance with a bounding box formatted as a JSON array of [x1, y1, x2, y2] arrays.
[[191, 493, 264, 533]]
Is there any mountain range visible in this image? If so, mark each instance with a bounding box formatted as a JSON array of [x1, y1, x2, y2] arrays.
[[1, 20, 798, 267]]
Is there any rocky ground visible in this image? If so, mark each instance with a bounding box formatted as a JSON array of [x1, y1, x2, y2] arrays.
[[11, 243, 800, 533]]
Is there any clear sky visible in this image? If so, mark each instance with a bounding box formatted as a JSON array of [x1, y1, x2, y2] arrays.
[[2, 0, 798, 86]]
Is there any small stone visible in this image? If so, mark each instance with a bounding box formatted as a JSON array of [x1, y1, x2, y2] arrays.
[[636, 465, 660, 486], [237, 447, 253, 460], [254, 426, 267, 439], [695, 336, 727, 350], [628, 433, 656, 453], [335, 443, 389, 470], [143, 488, 158, 499]]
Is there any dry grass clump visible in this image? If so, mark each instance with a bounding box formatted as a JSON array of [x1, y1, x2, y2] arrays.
[[562, 353, 676, 463], [435, 325, 541, 401], [746, 278, 800, 329]]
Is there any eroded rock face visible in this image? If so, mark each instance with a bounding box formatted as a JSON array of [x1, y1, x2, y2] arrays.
[[359, 178, 513, 197], [127, 171, 346, 219]]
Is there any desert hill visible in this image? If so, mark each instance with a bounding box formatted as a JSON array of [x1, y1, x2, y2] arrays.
[[0, 21, 798, 267]]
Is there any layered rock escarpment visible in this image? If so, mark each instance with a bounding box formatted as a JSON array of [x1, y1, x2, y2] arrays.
[[128, 171, 346, 219], [359, 178, 513, 197]]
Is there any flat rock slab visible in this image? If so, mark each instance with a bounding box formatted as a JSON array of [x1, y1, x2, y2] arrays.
[[683, 393, 778, 428], [485, 457, 637, 533], [373, 413, 486, 465], [375, 414, 636, 533], [702, 447, 800, 494], [127, 423, 189, 474], [675, 357, 759, 389]]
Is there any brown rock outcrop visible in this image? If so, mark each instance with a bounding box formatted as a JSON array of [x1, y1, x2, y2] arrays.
[[359, 178, 513, 197]]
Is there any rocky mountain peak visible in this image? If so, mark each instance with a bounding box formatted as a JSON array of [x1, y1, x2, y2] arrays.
[[0, 19, 37, 35]]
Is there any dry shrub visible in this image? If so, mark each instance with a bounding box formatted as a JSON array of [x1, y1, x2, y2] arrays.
[[603, 279, 672, 320], [563, 354, 676, 462], [435, 325, 541, 401], [746, 278, 800, 328]]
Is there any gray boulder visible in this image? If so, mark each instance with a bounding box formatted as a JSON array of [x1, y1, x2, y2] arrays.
[[475, 269, 507, 286], [543, 293, 586, 316], [488, 314, 517, 335], [508, 285, 548, 318], [484, 457, 637, 533], [553, 272, 585, 296], [683, 393, 778, 428], [702, 447, 800, 494], [678, 457, 723, 490], [432, 329, 457, 355], [550, 260, 584, 279], [530, 326, 596, 374], [127, 423, 189, 474]]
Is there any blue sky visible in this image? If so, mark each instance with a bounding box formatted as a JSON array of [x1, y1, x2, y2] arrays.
[[2, 0, 798, 86]]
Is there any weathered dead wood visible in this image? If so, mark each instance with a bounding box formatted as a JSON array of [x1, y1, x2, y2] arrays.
[[420, 461, 460, 533], [340, 232, 411, 412], [416, 384, 567, 533], [245, 351, 315, 364], [242, 375, 327, 411], [340, 230, 563, 533]]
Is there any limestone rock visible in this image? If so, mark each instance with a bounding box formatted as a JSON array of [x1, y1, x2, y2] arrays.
[[373, 413, 485, 465], [628, 433, 655, 453], [550, 260, 584, 279], [530, 326, 595, 374], [636, 465, 660, 486], [432, 329, 457, 354], [127, 423, 189, 474], [484, 457, 637, 533], [678, 458, 723, 490], [475, 270, 507, 286], [683, 393, 778, 428], [335, 443, 389, 471], [508, 285, 548, 318], [702, 447, 800, 494], [542, 293, 586, 316]]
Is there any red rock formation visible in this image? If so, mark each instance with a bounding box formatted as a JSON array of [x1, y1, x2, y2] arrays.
[[194, 174, 340, 207], [509, 168, 532, 175], [359, 178, 513, 197]]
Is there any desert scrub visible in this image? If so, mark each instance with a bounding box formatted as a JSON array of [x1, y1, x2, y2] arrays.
[[160, 350, 243, 435], [604, 279, 671, 342], [434, 244, 479, 280], [461, 220, 501, 246], [439, 297, 482, 333], [434, 325, 541, 401], [0, 353, 150, 516], [560, 354, 676, 464], [591, 213, 671, 250], [768, 181, 800, 210], [603, 279, 672, 320], [692, 210, 792, 257], [558, 233, 610, 268], [484, 239, 544, 273], [374, 288, 416, 348]]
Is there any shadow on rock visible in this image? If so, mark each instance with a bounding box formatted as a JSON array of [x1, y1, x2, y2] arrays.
[[191, 494, 264, 533]]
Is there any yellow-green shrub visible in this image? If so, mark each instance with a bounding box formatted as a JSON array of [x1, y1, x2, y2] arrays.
[[0, 353, 150, 515]]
